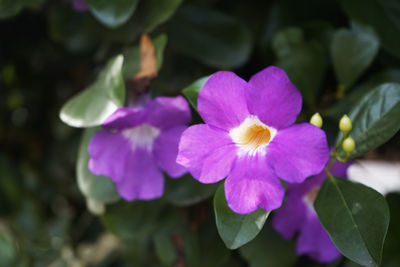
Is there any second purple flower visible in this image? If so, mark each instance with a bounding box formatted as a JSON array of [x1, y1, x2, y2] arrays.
[[88, 96, 191, 201], [177, 66, 330, 214]]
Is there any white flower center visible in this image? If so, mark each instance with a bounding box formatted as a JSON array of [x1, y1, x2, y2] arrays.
[[122, 124, 160, 151], [229, 115, 277, 157]]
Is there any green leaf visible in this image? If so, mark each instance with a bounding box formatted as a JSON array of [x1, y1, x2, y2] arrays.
[[341, 0, 400, 59], [0, 233, 16, 266], [381, 193, 400, 266], [331, 23, 379, 90], [86, 0, 139, 28], [213, 184, 269, 250], [0, 0, 22, 19], [102, 200, 164, 239], [336, 83, 400, 157], [60, 55, 125, 128], [182, 76, 209, 110], [239, 224, 297, 267], [164, 174, 218, 207], [154, 34, 168, 70], [153, 232, 177, 266], [272, 27, 326, 107], [324, 69, 400, 119], [314, 177, 390, 267], [168, 5, 252, 68], [76, 128, 120, 203]]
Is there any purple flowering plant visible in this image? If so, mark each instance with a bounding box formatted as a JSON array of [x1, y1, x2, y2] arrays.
[[51, 2, 400, 266]]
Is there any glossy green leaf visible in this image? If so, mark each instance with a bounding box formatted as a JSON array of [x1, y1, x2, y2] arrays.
[[165, 174, 218, 207], [60, 55, 125, 128], [336, 83, 400, 157], [86, 0, 139, 28], [331, 23, 379, 90], [314, 177, 390, 267], [168, 5, 252, 68], [341, 0, 400, 59], [76, 128, 120, 204], [272, 27, 326, 107], [182, 76, 209, 109], [214, 184, 269, 250], [239, 224, 297, 267], [324, 69, 400, 119]]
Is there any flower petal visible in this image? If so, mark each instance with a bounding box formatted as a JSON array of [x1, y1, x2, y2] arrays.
[[177, 124, 237, 184], [88, 130, 130, 183], [198, 71, 249, 130], [102, 107, 144, 130], [246, 66, 302, 129], [145, 96, 191, 130], [267, 123, 329, 183], [272, 196, 306, 239], [153, 126, 187, 178], [297, 214, 340, 263], [225, 155, 284, 214], [115, 149, 164, 201]]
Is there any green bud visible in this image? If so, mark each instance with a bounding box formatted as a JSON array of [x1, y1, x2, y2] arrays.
[[342, 136, 355, 154], [339, 114, 352, 135], [310, 113, 323, 128]]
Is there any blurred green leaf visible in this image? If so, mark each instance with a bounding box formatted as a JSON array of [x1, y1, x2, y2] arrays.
[[315, 177, 390, 267], [153, 232, 177, 266], [165, 174, 218, 207], [0, 232, 16, 266], [239, 223, 297, 267], [214, 184, 269, 250], [102, 200, 163, 239], [86, 0, 139, 28], [154, 34, 168, 70], [331, 23, 379, 91], [336, 83, 400, 157], [341, 0, 400, 59], [0, 0, 22, 19], [77, 128, 120, 204], [60, 55, 125, 128], [181, 76, 209, 110], [272, 27, 326, 107], [168, 5, 252, 68]]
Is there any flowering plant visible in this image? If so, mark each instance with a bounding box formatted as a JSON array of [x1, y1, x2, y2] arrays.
[[1, 1, 400, 266]]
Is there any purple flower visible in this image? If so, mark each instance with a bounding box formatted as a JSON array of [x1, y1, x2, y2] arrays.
[[72, 0, 88, 11], [88, 96, 191, 201], [272, 162, 351, 263], [177, 66, 329, 214]]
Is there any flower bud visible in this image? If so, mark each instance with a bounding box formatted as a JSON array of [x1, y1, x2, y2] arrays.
[[310, 113, 323, 128], [342, 136, 355, 154], [339, 115, 352, 135]]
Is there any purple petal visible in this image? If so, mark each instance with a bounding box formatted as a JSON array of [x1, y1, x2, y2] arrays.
[[198, 71, 249, 130], [246, 66, 302, 129], [102, 107, 144, 130], [153, 126, 187, 178], [225, 155, 284, 214], [331, 160, 351, 178], [267, 123, 329, 183], [145, 96, 191, 130], [272, 196, 306, 239], [177, 124, 237, 183], [72, 0, 88, 11], [88, 130, 130, 183], [115, 149, 164, 201], [297, 214, 340, 263]]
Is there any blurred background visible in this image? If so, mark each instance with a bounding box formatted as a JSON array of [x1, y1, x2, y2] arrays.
[[1, 0, 400, 266]]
